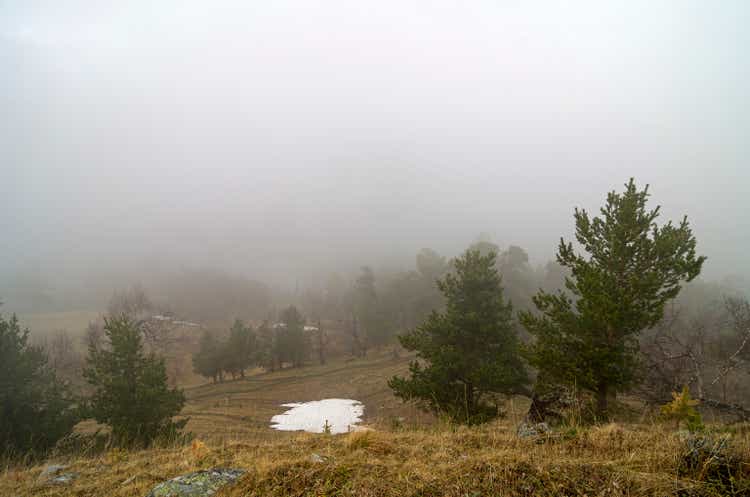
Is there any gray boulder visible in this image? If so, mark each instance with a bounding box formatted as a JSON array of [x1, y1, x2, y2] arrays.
[[517, 421, 550, 439], [36, 464, 77, 486], [145, 468, 246, 497], [309, 453, 327, 463]]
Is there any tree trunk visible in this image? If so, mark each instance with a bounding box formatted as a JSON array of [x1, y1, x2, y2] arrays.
[[596, 383, 609, 419], [464, 382, 474, 423]]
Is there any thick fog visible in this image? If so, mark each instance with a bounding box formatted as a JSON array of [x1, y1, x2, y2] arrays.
[[2, 1, 749, 306]]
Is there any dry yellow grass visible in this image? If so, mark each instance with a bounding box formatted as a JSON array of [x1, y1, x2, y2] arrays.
[[180, 350, 430, 442], [3, 423, 748, 496], [2, 351, 748, 496]]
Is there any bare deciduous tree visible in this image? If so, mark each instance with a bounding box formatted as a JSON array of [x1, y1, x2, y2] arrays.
[[640, 297, 750, 421]]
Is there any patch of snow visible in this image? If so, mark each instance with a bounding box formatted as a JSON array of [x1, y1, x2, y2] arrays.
[[173, 320, 201, 327], [270, 399, 364, 434]]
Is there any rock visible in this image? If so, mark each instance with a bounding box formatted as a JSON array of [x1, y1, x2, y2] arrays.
[[517, 421, 550, 439], [39, 464, 67, 478], [50, 472, 78, 485], [145, 468, 246, 497], [309, 453, 327, 463], [525, 383, 576, 424], [36, 464, 77, 486]]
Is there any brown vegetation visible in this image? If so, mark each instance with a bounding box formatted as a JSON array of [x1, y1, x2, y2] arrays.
[[3, 421, 749, 496], [2, 351, 749, 496]]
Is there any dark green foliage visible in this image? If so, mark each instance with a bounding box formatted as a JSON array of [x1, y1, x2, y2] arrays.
[[389, 249, 529, 424], [224, 319, 255, 378], [193, 321, 257, 382], [255, 321, 278, 371], [520, 179, 706, 416], [84, 316, 185, 447], [193, 331, 224, 382], [0, 312, 78, 456], [277, 306, 309, 367]]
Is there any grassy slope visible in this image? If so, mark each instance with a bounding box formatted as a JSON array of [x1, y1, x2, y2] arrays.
[[2, 351, 749, 496], [182, 350, 432, 441]]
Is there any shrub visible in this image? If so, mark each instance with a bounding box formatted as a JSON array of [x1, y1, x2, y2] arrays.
[[389, 249, 528, 424], [0, 312, 78, 457], [661, 387, 704, 432], [84, 316, 186, 447]]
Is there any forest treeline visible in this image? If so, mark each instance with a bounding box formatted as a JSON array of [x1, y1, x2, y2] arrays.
[[2, 179, 749, 459]]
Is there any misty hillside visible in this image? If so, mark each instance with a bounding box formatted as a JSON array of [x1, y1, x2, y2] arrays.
[[2, 2, 749, 497]]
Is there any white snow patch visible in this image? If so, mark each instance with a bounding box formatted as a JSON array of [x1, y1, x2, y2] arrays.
[[270, 399, 364, 434]]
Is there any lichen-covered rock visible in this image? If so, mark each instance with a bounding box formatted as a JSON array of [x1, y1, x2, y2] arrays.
[[309, 453, 327, 463], [517, 421, 550, 439], [145, 468, 246, 497], [36, 464, 78, 486]]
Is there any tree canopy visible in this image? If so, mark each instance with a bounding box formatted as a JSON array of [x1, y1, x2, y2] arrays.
[[520, 179, 706, 415], [0, 312, 78, 456], [84, 316, 185, 446], [389, 248, 528, 424]]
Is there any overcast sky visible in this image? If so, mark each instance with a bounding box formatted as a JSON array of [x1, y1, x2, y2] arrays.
[[2, 1, 748, 294]]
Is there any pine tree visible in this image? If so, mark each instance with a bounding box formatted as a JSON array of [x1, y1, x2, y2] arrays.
[[255, 321, 278, 372], [389, 249, 529, 424], [277, 306, 308, 368], [0, 312, 78, 456], [520, 179, 705, 416], [224, 319, 255, 378], [84, 316, 185, 447], [193, 331, 223, 382]]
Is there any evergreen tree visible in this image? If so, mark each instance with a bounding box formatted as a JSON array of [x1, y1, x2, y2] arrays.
[[224, 319, 255, 378], [0, 312, 78, 456], [255, 321, 278, 372], [84, 316, 185, 446], [277, 306, 308, 368], [389, 249, 528, 424], [520, 179, 705, 416], [497, 245, 536, 312], [193, 331, 223, 382]]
